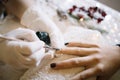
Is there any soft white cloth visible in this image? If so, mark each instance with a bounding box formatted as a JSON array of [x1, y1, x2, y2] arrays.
[[21, 5, 64, 48]]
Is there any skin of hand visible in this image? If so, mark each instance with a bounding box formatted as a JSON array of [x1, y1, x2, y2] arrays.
[[0, 28, 46, 69], [50, 42, 120, 80]]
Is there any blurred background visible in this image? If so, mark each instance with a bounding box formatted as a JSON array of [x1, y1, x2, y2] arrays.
[[98, 0, 120, 12]]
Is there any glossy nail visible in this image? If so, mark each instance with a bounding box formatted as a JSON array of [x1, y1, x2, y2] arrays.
[[54, 48, 60, 51], [65, 43, 69, 45], [50, 63, 56, 68]]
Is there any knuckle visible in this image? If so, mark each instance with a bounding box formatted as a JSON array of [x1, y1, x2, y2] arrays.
[[96, 64, 104, 73], [26, 46, 32, 53], [93, 55, 101, 63], [94, 48, 100, 53], [21, 46, 32, 56], [75, 49, 81, 53], [70, 59, 80, 65]]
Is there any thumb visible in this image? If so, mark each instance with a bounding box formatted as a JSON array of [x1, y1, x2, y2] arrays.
[[29, 48, 45, 66]]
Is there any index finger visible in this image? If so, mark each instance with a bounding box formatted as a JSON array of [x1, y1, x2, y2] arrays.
[[56, 47, 99, 56], [50, 56, 94, 69]]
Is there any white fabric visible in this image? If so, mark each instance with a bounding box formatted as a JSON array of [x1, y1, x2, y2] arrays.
[[21, 5, 64, 48]]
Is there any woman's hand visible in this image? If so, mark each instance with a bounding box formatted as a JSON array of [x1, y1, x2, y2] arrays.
[[0, 28, 47, 69], [50, 42, 120, 80]]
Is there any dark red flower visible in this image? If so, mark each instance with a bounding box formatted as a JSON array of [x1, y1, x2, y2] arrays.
[[88, 13, 94, 19], [68, 8, 74, 14], [79, 6, 85, 11], [97, 18, 103, 23], [73, 5, 77, 10], [77, 14, 84, 19], [93, 7, 98, 12], [67, 5, 107, 24], [101, 11, 107, 17]]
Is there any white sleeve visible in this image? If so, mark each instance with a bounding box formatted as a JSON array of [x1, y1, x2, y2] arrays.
[[20, 5, 64, 48]]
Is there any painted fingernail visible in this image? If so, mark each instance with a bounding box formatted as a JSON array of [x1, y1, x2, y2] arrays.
[[65, 43, 69, 45], [55, 48, 60, 51], [50, 63, 56, 68]]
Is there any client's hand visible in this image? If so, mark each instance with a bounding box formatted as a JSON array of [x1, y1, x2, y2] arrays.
[[50, 42, 120, 80], [0, 28, 47, 69]]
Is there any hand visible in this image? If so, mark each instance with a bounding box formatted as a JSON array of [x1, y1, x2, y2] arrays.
[[0, 28, 47, 69], [21, 5, 64, 48], [50, 42, 120, 80]]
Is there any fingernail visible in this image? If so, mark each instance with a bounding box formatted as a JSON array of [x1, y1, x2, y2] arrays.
[[54, 54, 58, 58], [50, 63, 56, 68], [65, 43, 69, 45], [55, 48, 60, 51]]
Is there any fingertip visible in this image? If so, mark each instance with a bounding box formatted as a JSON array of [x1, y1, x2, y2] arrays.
[[55, 49, 62, 54], [65, 42, 69, 45], [50, 63, 56, 68]]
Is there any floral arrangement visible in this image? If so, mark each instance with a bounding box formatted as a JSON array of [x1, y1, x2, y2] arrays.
[[68, 5, 107, 23]]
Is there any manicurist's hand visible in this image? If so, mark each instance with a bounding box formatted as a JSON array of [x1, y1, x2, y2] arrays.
[[0, 28, 47, 69], [50, 42, 120, 80], [4, 0, 64, 48]]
